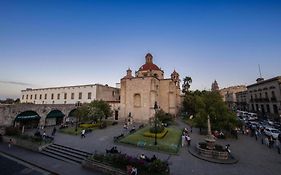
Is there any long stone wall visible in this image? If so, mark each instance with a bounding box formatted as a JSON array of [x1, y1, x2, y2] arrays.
[[0, 104, 76, 127]]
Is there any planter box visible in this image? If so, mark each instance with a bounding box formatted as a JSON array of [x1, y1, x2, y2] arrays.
[[2, 136, 51, 152], [82, 159, 126, 175]]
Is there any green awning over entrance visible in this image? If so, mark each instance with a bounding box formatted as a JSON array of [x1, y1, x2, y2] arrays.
[[46, 110, 65, 118], [68, 109, 77, 117], [15, 111, 40, 121]]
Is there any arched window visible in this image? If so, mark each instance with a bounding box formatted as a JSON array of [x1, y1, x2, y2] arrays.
[[134, 94, 141, 107]]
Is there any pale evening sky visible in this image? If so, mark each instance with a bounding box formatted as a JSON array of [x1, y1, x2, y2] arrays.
[[0, 0, 281, 99]]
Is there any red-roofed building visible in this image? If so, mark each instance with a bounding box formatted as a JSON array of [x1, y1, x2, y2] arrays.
[[120, 53, 181, 122]]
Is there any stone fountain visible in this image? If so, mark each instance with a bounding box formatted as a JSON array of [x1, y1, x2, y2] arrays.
[[196, 115, 229, 160], [188, 115, 238, 163], [204, 115, 216, 150]]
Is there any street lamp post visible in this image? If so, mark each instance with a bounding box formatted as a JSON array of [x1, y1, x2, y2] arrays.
[[154, 101, 158, 145]]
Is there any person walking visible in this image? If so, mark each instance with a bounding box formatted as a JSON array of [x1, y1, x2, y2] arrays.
[[186, 135, 191, 146], [181, 134, 186, 147], [43, 131, 46, 140], [8, 139, 13, 148], [52, 127, 57, 136], [81, 129, 86, 138], [269, 136, 274, 149], [265, 136, 269, 147], [131, 166, 137, 175], [255, 129, 258, 141]]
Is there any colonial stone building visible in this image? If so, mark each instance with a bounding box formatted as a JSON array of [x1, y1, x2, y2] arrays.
[[236, 90, 248, 111], [219, 85, 247, 110], [21, 84, 120, 105], [246, 76, 281, 120], [120, 53, 181, 122]]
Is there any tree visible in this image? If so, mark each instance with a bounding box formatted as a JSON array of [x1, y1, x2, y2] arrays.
[[182, 90, 238, 132], [182, 76, 192, 95], [155, 109, 173, 123], [88, 100, 112, 122], [74, 104, 89, 122]]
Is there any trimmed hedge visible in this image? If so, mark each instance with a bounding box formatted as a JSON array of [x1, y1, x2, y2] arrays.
[[80, 123, 100, 128], [80, 121, 108, 129], [143, 129, 168, 139]]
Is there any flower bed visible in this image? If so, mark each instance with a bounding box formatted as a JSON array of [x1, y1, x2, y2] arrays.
[[83, 152, 169, 175], [143, 129, 168, 139]]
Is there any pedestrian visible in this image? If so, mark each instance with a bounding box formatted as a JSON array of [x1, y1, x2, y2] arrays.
[[265, 137, 269, 147], [8, 139, 13, 148], [81, 129, 85, 138], [52, 127, 57, 136], [131, 166, 137, 175], [184, 128, 188, 134], [255, 130, 258, 141], [269, 136, 274, 149], [225, 144, 233, 159], [123, 123, 128, 130], [186, 135, 191, 146], [43, 131, 46, 140], [190, 125, 193, 133], [181, 134, 186, 147]]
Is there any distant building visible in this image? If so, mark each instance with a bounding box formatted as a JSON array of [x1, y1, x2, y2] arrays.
[[219, 85, 247, 110], [236, 90, 248, 111], [21, 84, 120, 105], [211, 80, 219, 91], [247, 76, 281, 120], [120, 53, 181, 122]]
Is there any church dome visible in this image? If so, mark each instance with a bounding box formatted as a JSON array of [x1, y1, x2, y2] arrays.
[[139, 63, 161, 71], [139, 53, 161, 71]]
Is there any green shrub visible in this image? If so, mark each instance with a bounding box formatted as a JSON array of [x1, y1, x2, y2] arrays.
[[90, 152, 169, 175], [5, 127, 20, 136], [147, 159, 169, 174], [143, 129, 168, 139]]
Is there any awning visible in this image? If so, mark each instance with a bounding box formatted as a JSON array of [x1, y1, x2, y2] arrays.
[[46, 110, 65, 118], [15, 111, 41, 121]]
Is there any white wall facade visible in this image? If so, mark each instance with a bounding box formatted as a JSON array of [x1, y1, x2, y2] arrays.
[[21, 84, 120, 104]]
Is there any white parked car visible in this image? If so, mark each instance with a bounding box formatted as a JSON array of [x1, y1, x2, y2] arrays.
[[264, 127, 280, 139]]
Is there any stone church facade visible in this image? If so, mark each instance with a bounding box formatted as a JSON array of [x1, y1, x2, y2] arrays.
[[120, 53, 181, 122]]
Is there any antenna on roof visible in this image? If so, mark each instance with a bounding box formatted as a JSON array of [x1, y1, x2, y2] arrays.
[[256, 64, 264, 82], [258, 64, 262, 78]]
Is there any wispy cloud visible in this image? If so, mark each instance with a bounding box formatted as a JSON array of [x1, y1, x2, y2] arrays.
[[0, 80, 33, 86]]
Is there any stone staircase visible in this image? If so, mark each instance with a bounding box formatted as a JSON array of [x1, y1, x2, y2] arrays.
[[41, 143, 92, 164]]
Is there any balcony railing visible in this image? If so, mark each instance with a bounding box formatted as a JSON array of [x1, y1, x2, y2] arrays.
[[253, 98, 271, 103]]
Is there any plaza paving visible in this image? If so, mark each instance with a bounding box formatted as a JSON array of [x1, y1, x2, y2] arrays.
[[1, 119, 281, 175], [0, 152, 50, 175]]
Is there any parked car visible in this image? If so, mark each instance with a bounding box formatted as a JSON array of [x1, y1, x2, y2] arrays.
[[264, 127, 280, 139]]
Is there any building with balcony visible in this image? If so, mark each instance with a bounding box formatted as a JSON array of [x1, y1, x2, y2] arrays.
[[236, 90, 248, 111], [247, 76, 281, 120]]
